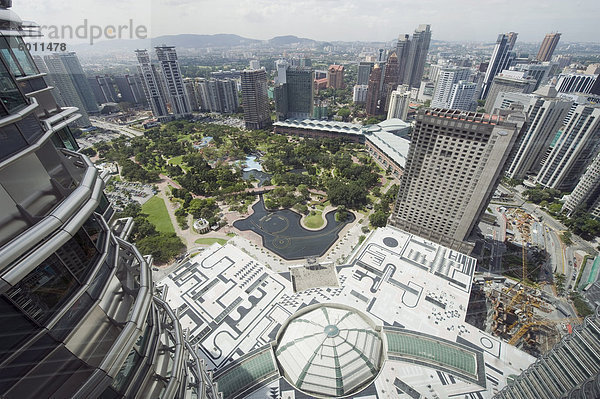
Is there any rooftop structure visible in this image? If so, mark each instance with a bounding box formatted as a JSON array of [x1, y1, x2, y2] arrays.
[[160, 226, 536, 398]]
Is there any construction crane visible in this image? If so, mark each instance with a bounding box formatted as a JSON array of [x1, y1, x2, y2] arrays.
[[508, 317, 583, 346]]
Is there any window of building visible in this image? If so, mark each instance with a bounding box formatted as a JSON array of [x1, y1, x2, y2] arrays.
[[0, 56, 27, 116], [0, 36, 38, 77]]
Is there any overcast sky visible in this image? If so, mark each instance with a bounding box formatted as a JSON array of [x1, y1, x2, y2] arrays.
[[13, 0, 599, 44]]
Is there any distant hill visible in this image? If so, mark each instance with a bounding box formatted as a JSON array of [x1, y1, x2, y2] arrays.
[[151, 34, 261, 48], [269, 35, 316, 46]]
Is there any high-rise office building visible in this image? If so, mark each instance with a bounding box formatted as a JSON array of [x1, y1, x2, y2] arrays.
[[274, 66, 313, 120], [484, 72, 536, 113], [512, 62, 553, 91], [536, 32, 561, 62], [365, 64, 383, 116], [154, 45, 192, 117], [562, 151, 600, 219], [534, 104, 600, 190], [352, 84, 368, 104], [249, 59, 260, 70], [136, 49, 169, 120], [503, 91, 572, 180], [506, 31, 518, 50], [431, 67, 472, 110], [275, 59, 289, 85], [357, 61, 374, 85], [35, 55, 91, 127], [386, 85, 411, 120], [241, 69, 271, 130], [481, 33, 517, 99], [448, 81, 477, 111], [395, 24, 432, 88], [390, 108, 526, 252], [556, 73, 599, 95], [57, 52, 100, 114], [327, 65, 345, 89], [0, 5, 219, 397]]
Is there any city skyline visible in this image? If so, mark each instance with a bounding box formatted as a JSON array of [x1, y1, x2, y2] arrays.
[[12, 0, 599, 44]]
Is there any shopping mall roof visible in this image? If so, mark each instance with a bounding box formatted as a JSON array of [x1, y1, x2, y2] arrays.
[[160, 227, 536, 398]]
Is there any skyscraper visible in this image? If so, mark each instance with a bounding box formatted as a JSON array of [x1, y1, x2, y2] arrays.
[[536, 32, 561, 62], [484, 72, 536, 113], [357, 61, 374, 85], [241, 69, 271, 130], [480, 33, 517, 99], [183, 78, 201, 111], [57, 52, 100, 114], [114, 74, 147, 106], [556, 73, 599, 94], [365, 64, 383, 116], [395, 24, 432, 88], [88, 75, 118, 104], [430, 67, 472, 110], [274, 66, 313, 120], [197, 78, 238, 114], [562, 151, 600, 218], [386, 85, 411, 120], [506, 31, 518, 50], [534, 104, 600, 190], [390, 108, 526, 252], [327, 65, 345, 89], [154, 45, 192, 117], [135, 49, 169, 120], [36, 55, 91, 127], [503, 91, 572, 180], [0, 4, 219, 397]]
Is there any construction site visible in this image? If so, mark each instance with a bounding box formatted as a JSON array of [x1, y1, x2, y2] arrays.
[[469, 206, 583, 357]]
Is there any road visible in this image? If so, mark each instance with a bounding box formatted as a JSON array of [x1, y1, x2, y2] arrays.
[[90, 118, 144, 138]]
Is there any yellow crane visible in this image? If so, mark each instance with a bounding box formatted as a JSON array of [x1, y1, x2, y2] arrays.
[[508, 317, 583, 346]]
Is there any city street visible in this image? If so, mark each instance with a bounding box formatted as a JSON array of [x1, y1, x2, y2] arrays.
[[90, 117, 144, 138]]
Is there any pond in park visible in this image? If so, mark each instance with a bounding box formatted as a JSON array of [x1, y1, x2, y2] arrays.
[[233, 196, 355, 260]]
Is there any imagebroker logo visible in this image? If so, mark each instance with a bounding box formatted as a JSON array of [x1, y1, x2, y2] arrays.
[[38, 19, 148, 45]]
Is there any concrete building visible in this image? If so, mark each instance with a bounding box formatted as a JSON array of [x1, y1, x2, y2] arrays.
[[481, 33, 517, 100], [88, 75, 118, 104], [154, 45, 192, 117], [431, 67, 472, 110], [536, 32, 561, 62], [0, 5, 219, 397], [275, 59, 288, 85], [365, 64, 383, 116], [448, 81, 477, 111], [502, 90, 572, 180], [57, 52, 99, 114], [197, 78, 238, 114], [327, 64, 344, 89], [563, 151, 600, 219], [183, 78, 200, 111], [135, 49, 169, 120], [585, 63, 600, 75], [390, 108, 526, 252], [395, 24, 432, 88], [274, 66, 313, 120], [352, 84, 368, 104], [506, 31, 518, 50], [484, 72, 536, 113], [114, 74, 147, 106], [386, 84, 411, 120], [512, 62, 553, 91], [363, 119, 412, 178], [534, 104, 600, 190], [556, 73, 599, 95], [35, 55, 91, 127], [417, 80, 435, 102], [357, 61, 374, 85], [249, 59, 260, 70], [240, 69, 271, 130]]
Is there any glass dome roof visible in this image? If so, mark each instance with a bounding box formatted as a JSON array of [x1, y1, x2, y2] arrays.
[[275, 304, 383, 397]]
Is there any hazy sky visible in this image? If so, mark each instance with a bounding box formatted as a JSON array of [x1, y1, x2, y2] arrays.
[[12, 0, 599, 44]]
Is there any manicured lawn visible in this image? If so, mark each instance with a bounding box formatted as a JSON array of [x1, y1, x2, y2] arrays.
[[194, 237, 229, 245], [141, 196, 175, 234], [169, 155, 184, 166], [304, 211, 325, 229]]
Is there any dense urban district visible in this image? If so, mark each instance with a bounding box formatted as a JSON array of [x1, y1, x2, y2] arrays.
[[3, 1, 600, 396]]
